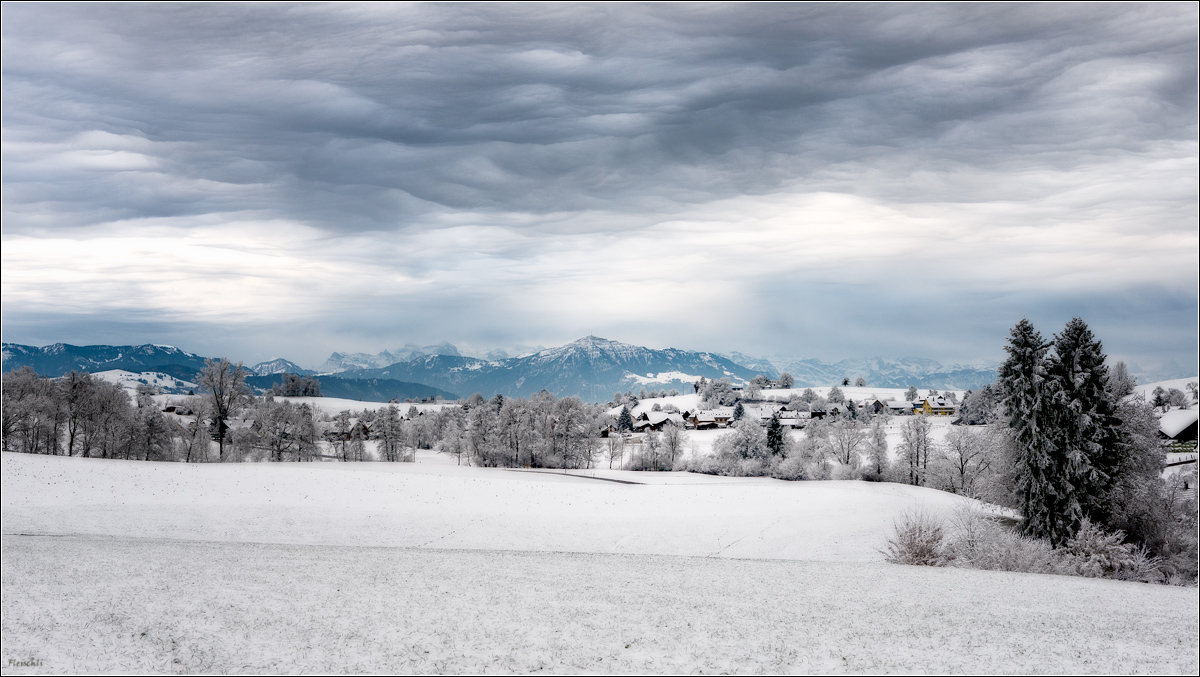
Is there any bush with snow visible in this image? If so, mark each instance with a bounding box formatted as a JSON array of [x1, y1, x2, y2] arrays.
[[882, 509, 952, 567], [886, 507, 1168, 583]]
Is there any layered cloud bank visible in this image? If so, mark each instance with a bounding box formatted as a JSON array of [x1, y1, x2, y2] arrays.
[[1, 4, 1196, 373]]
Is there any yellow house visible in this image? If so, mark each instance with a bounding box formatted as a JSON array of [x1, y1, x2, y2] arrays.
[[919, 395, 956, 416]]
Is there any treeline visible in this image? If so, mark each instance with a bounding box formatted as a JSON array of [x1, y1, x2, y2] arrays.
[[220, 391, 612, 468], [0, 363, 613, 469], [2, 367, 174, 460], [673, 411, 1003, 495]]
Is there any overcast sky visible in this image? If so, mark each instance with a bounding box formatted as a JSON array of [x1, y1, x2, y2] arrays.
[[2, 3, 1196, 375]]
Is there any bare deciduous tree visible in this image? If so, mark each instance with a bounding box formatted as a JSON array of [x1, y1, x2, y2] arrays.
[[197, 358, 250, 461]]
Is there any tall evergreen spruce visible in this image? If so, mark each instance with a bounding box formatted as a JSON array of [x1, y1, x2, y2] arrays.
[[1046, 317, 1122, 528], [766, 412, 785, 457], [997, 319, 1064, 544], [617, 406, 633, 432]]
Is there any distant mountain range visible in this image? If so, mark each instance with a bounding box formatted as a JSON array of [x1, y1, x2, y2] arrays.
[[2, 343, 457, 402], [316, 342, 463, 373], [1, 343, 210, 377], [717, 354, 999, 390], [250, 358, 314, 376], [3, 337, 1001, 402], [337, 335, 759, 401]]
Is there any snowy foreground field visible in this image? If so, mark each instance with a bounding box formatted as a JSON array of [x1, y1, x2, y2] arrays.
[[3, 452, 1198, 674]]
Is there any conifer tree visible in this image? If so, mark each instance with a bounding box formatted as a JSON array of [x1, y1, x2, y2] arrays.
[[766, 412, 785, 456], [1046, 317, 1122, 527], [617, 405, 633, 432], [998, 319, 1067, 544]]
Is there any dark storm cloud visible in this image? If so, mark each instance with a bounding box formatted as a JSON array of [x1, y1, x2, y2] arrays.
[[2, 3, 1196, 374], [4, 3, 1194, 231]]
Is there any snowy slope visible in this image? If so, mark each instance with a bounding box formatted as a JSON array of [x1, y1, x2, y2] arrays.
[[4, 452, 1195, 674], [92, 369, 198, 395], [3, 451, 973, 562], [1133, 376, 1198, 402]]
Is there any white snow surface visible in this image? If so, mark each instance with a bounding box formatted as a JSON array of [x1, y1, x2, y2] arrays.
[[272, 395, 454, 416], [1160, 408, 1199, 438], [624, 370, 705, 386], [3, 451, 971, 562], [91, 369, 198, 395], [1133, 376, 1198, 402], [4, 452, 1196, 673]]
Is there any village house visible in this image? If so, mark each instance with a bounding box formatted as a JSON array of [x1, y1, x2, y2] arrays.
[[634, 411, 686, 431], [919, 395, 956, 416], [688, 407, 735, 429], [1159, 409, 1198, 444], [856, 399, 889, 415]]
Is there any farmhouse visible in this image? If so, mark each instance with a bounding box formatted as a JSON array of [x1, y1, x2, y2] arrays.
[[919, 396, 956, 416], [633, 411, 686, 431], [1160, 409, 1198, 443], [689, 407, 735, 429], [857, 399, 889, 415]]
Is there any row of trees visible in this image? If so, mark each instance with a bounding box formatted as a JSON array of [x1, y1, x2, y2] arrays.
[[3, 367, 174, 460], [683, 410, 1007, 496]]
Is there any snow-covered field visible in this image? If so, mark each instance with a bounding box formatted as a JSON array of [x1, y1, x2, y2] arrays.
[[272, 395, 454, 416], [1134, 377, 1198, 402], [1, 452, 970, 561], [2, 452, 1196, 673], [92, 369, 197, 396]]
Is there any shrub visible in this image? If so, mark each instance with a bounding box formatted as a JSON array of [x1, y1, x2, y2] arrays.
[[896, 507, 1169, 583], [1062, 519, 1162, 582], [945, 507, 1066, 575], [882, 509, 952, 567], [770, 455, 807, 480]]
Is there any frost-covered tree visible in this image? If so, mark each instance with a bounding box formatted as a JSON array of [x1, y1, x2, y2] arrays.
[[904, 386, 918, 402], [864, 418, 889, 481], [1167, 388, 1190, 409], [661, 422, 689, 467], [898, 415, 935, 486], [827, 386, 845, 404], [733, 402, 745, 420], [1046, 318, 1123, 529], [855, 376, 866, 387], [998, 318, 1064, 542], [379, 405, 407, 462], [959, 386, 1000, 425], [829, 417, 867, 466], [605, 433, 625, 469], [617, 406, 634, 432], [715, 419, 769, 461], [1151, 386, 1167, 410], [197, 358, 250, 461], [331, 410, 352, 461], [701, 377, 737, 406], [766, 412, 785, 457], [270, 374, 322, 397], [936, 426, 996, 497], [779, 372, 795, 389], [1106, 362, 1137, 400]]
